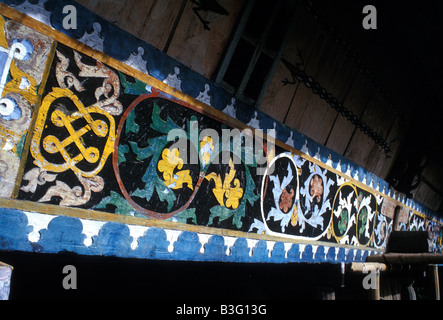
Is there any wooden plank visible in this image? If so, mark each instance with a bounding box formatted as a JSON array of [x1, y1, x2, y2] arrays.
[[299, 47, 357, 147], [93, 0, 128, 27], [345, 129, 381, 175], [254, 6, 297, 108], [414, 181, 442, 212], [274, 3, 330, 123], [76, 0, 184, 51], [121, 1, 170, 43], [283, 36, 338, 145], [380, 197, 396, 220], [165, 0, 245, 78], [134, 0, 186, 51], [306, 41, 356, 102], [295, 5, 356, 98], [363, 102, 395, 143], [75, 0, 100, 11], [260, 60, 295, 123], [108, 0, 136, 34], [284, 85, 325, 141], [325, 74, 375, 155], [292, 13, 330, 70], [282, 9, 361, 147], [282, 2, 404, 175], [260, 6, 317, 126], [363, 102, 397, 176], [421, 156, 443, 196], [281, 2, 316, 67], [343, 92, 388, 176], [290, 8, 371, 154], [297, 94, 338, 145], [377, 117, 402, 180]]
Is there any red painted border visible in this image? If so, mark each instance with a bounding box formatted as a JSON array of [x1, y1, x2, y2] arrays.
[[112, 90, 205, 220]]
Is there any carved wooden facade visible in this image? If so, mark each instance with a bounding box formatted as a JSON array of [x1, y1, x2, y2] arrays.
[[0, 1, 441, 264]]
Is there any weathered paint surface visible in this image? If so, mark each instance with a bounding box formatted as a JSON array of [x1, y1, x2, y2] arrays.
[[0, 261, 12, 300], [0, 14, 53, 198], [0, 1, 442, 263], [0, 207, 372, 263]]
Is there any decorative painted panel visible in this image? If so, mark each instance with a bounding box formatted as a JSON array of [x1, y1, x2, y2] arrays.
[[0, 14, 53, 197], [0, 1, 442, 263], [14, 43, 394, 251]]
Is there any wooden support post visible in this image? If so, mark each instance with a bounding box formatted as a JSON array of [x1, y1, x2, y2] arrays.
[[429, 265, 440, 300], [349, 263, 387, 300], [372, 269, 381, 301], [0, 261, 13, 300]]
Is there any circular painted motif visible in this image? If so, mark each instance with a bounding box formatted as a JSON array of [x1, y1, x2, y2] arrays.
[[355, 191, 377, 246], [261, 154, 299, 236], [374, 220, 387, 248], [309, 174, 324, 204], [113, 95, 202, 219], [331, 184, 357, 241]]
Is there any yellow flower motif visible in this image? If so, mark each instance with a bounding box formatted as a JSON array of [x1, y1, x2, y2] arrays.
[[205, 158, 243, 209], [158, 148, 193, 190], [200, 136, 214, 166]]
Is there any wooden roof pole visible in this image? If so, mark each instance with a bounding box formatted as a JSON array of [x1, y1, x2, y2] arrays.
[[366, 253, 443, 265]]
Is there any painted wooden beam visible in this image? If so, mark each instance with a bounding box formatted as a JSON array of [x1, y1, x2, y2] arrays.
[[0, 261, 13, 300]]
